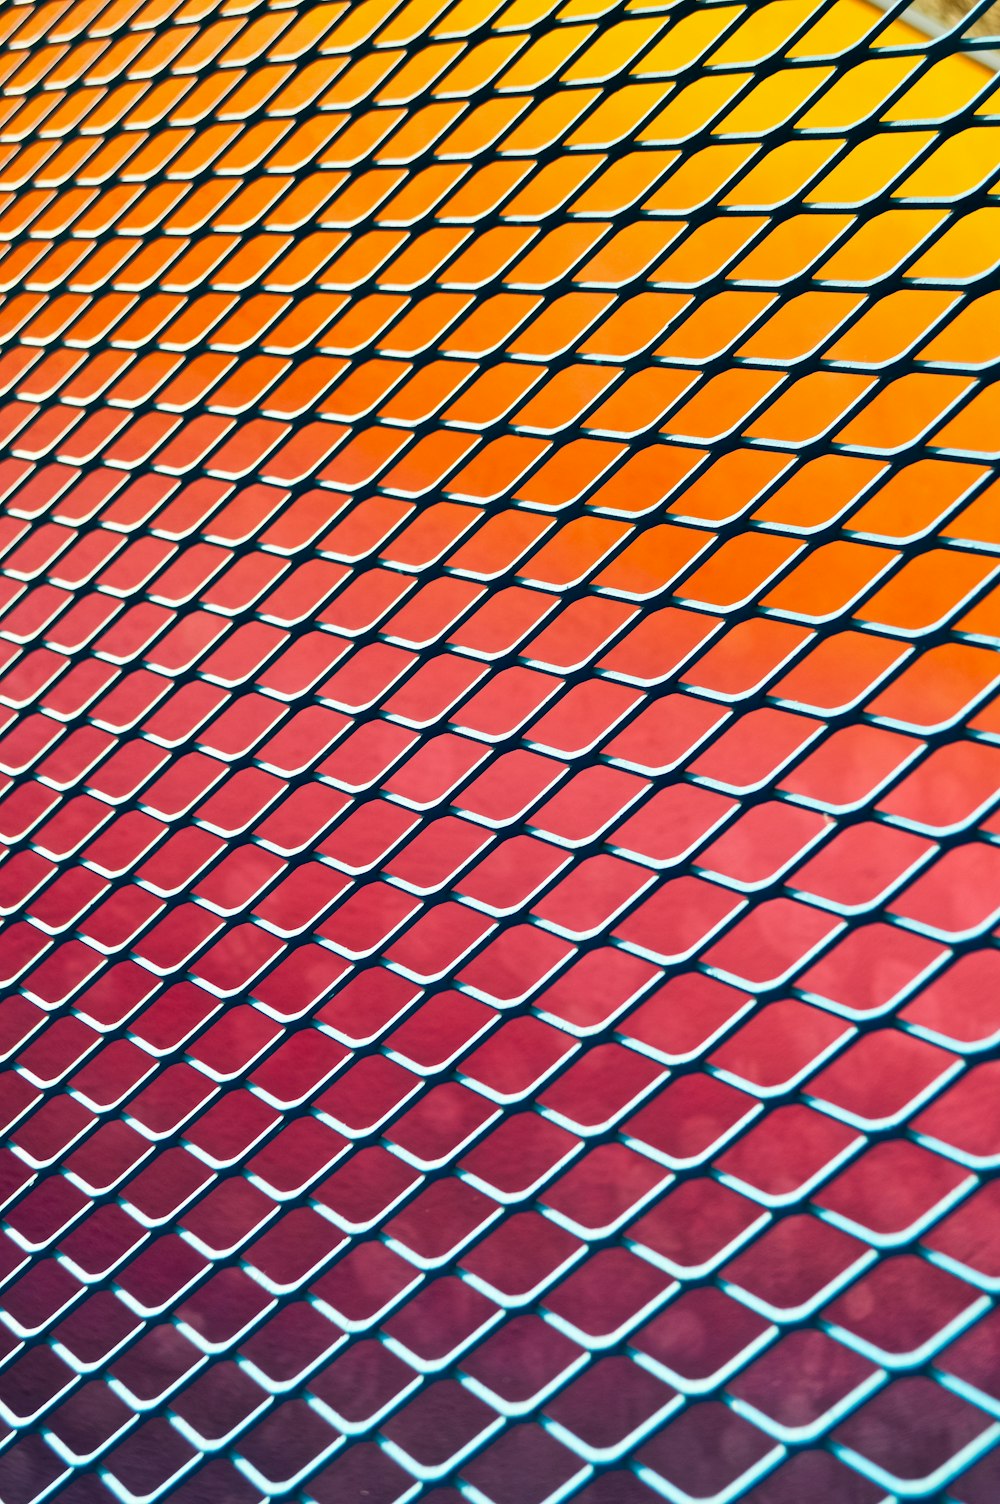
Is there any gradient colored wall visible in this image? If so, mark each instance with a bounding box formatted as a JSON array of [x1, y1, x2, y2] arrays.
[[0, 1, 999, 1501]]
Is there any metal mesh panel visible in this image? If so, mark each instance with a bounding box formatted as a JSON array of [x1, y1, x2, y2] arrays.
[[0, 1, 998, 1500]]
